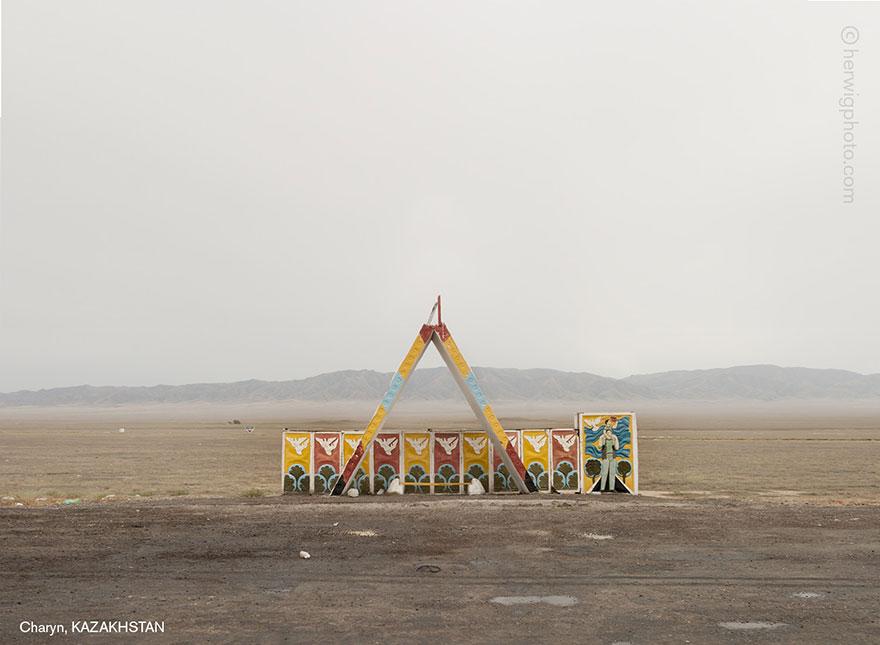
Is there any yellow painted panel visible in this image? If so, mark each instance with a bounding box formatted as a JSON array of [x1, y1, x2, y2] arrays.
[[522, 430, 550, 468], [522, 429, 551, 491], [402, 432, 430, 469], [283, 432, 311, 472], [283, 432, 312, 493], [402, 431, 431, 493], [462, 432, 490, 488], [397, 334, 427, 379], [442, 335, 471, 378]]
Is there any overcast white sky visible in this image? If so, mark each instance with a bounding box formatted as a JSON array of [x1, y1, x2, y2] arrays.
[[1, 0, 879, 392]]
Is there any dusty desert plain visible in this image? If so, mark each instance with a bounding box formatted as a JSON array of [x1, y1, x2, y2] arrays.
[[1, 400, 878, 643]]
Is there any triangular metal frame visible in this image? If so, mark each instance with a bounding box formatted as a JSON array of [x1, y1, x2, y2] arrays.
[[331, 298, 537, 495]]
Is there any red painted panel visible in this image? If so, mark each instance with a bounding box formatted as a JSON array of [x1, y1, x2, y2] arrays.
[[313, 432, 342, 494], [433, 432, 461, 494], [550, 429, 580, 492], [433, 432, 461, 470], [550, 429, 578, 465], [314, 433, 341, 470], [373, 433, 400, 467], [373, 433, 401, 491]]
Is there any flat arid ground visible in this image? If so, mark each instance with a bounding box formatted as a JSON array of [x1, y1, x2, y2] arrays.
[[1, 401, 879, 643]]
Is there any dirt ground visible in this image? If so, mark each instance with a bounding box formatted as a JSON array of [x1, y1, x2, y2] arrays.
[[1, 496, 878, 643], [1, 401, 879, 642]]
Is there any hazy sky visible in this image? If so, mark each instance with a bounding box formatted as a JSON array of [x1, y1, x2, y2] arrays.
[[2, 1, 879, 392]]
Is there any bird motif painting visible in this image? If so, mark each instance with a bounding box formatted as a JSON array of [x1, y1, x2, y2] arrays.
[[464, 436, 487, 455], [286, 436, 309, 455], [375, 437, 399, 455], [315, 436, 339, 456], [406, 437, 429, 455], [436, 436, 459, 455], [552, 432, 578, 452], [524, 433, 547, 452]]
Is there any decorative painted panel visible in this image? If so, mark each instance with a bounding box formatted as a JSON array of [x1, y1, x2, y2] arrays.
[[521, 429, 551, 492], [372, 432, 402, 493], [402, 431, 431, 494], [312, 432, 342, 494], [283, 432, 311, 493], [579, 413, 638, 494], [462, 432, 490, 492], [550, 429, 580, 492], [432, 432, 462, 494]]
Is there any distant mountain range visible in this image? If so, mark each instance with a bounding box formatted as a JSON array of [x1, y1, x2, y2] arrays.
[[2, 365, 879, 407]]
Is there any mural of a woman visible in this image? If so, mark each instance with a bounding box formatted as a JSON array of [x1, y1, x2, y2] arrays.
[[581, 413, 636, 494], [598, 419, 620, 492]]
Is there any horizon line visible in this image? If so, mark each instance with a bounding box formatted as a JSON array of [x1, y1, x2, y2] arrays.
[[3, 363, 878, 395]]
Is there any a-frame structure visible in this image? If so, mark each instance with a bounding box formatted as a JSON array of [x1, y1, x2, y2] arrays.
[[331, 297, 538, 495]]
